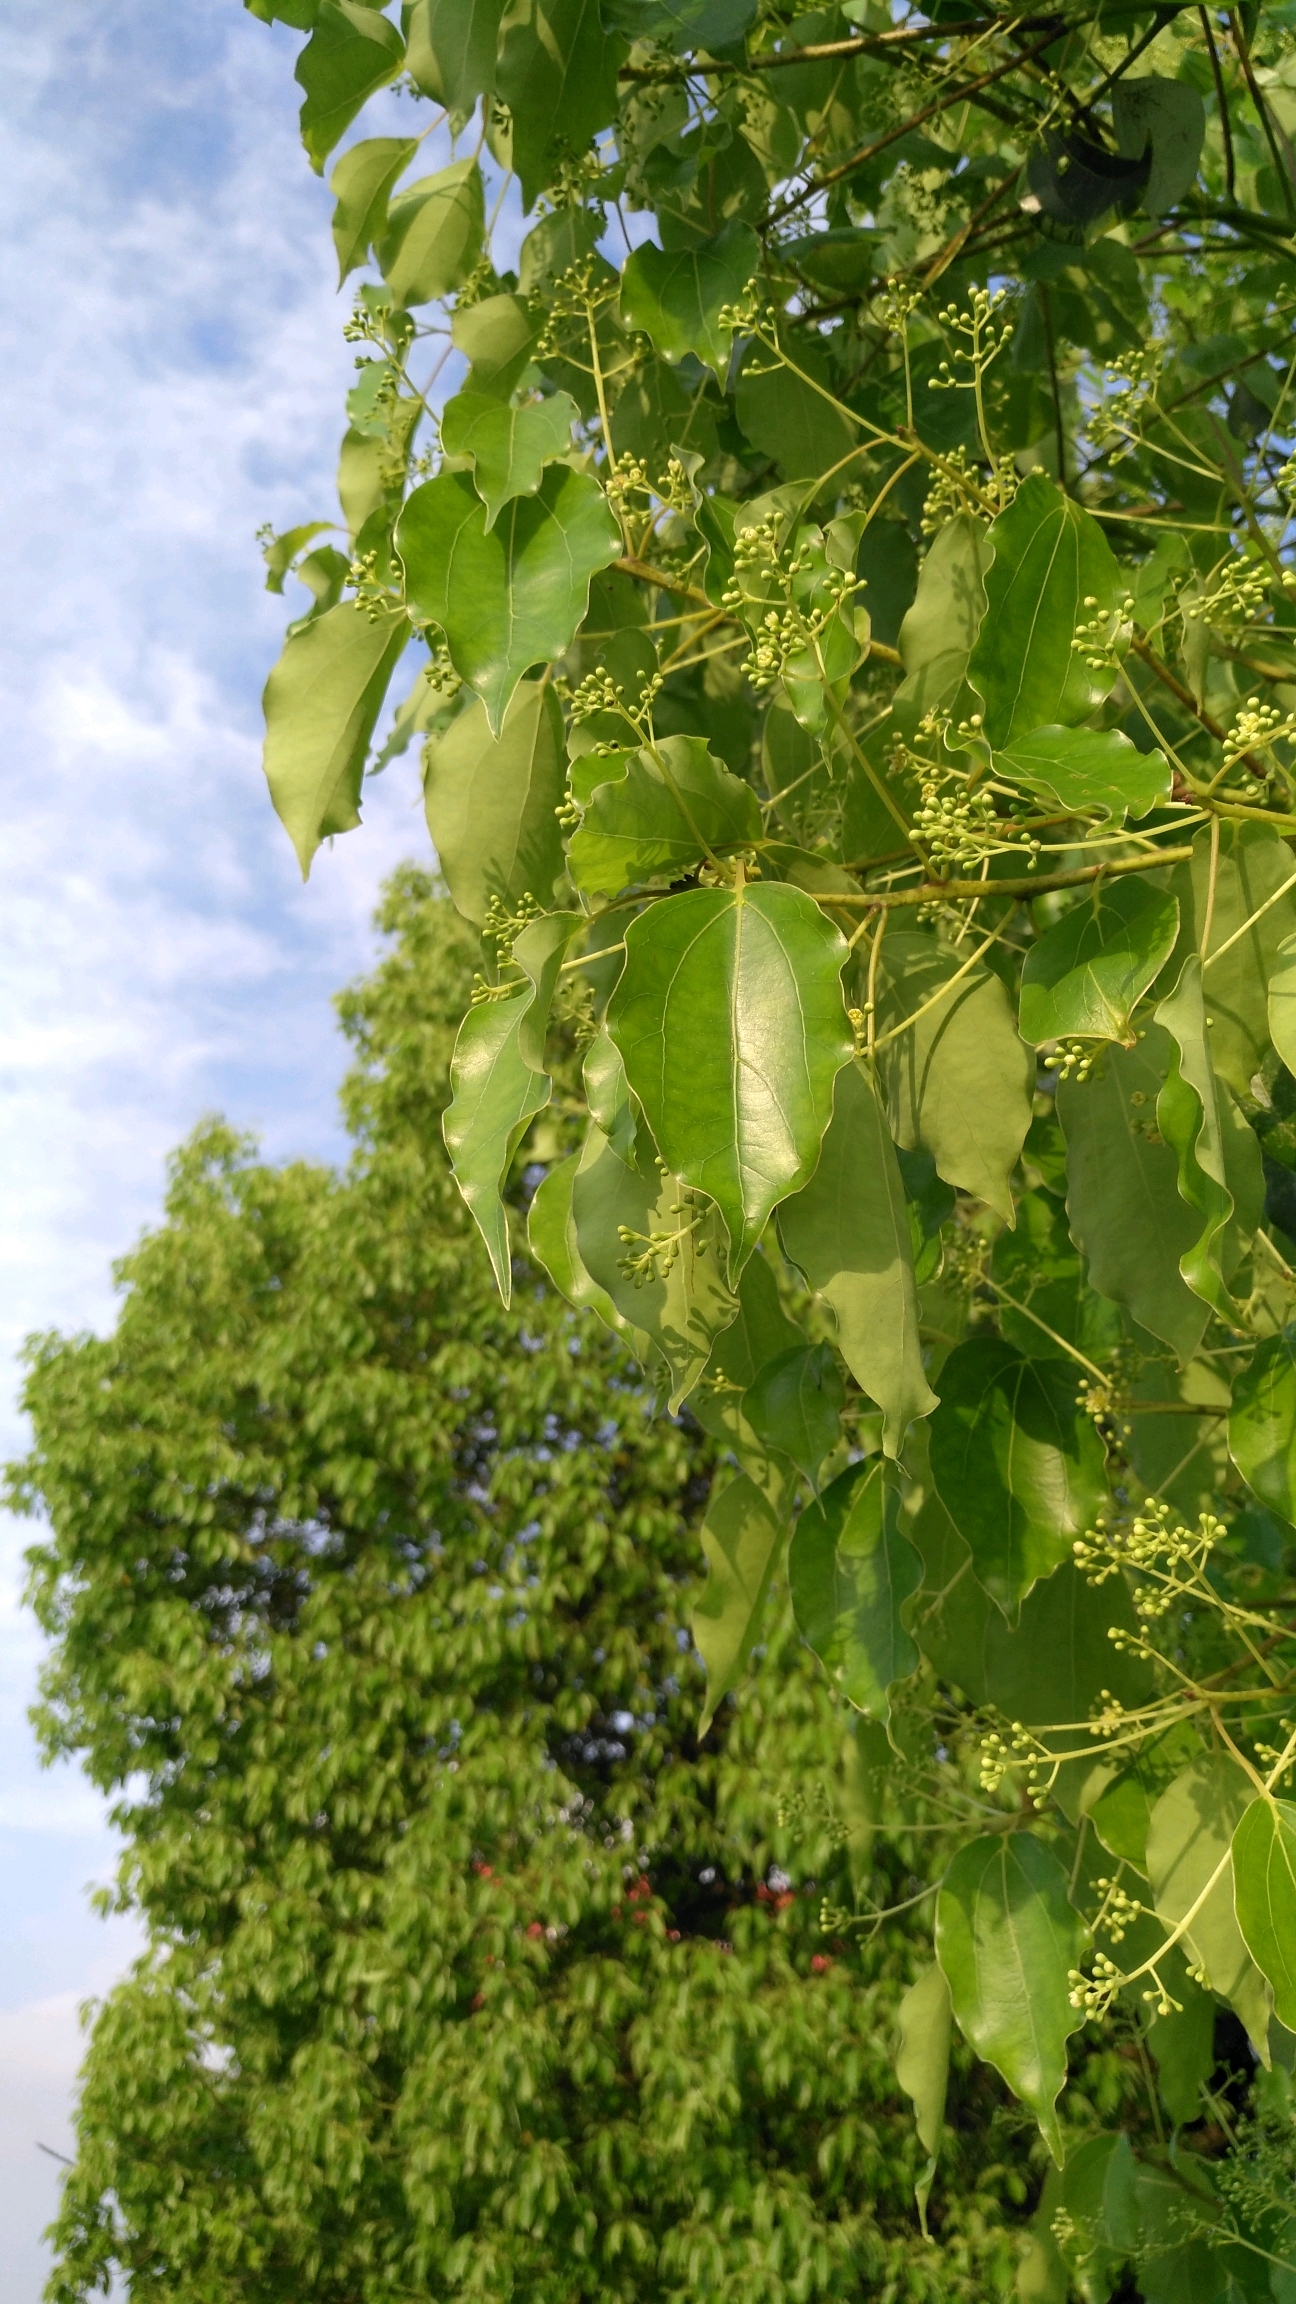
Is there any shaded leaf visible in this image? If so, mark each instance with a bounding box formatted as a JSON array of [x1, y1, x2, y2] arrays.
[[526, 1148, 659, 1362], [1155, 954, 1264, 1319], [397, 465, 621, 732], [745, 1343, 843, 1487], [262, 602, 409, 877], [1170, 821, 1296, 1099], [1112, 75, 1205, 216], [1229, 1325, 1296, 1519], [1146, 1752, 1271, 2059], [569, 737, 761, 899], [895, 1963, 951, 2235], [403, 0, 504, 109], [1233, 1797, 1296, 2030], [439, 390, 578, 530], [621, 222, 758, 382], [692, 1472, 788, 1736], [893, 512, 992, 739], [296, 0, 404, 174], [571, 1122, 738, 1410], [330, 136, 417, 282], [789, 1458, 920, 1719], [1086, 1719, 1204, 1871], [967, 474, 1124, 746], [876, 929, 1033, 1224], [1019, 880, 1179, 1047], [995, 724, 1172, 823], [496, 0, 625, 211], [452, 292, 540, 400], [422, 680, 567, 927], [605, 0, 755, 49], [607, 881, 852, 1282]]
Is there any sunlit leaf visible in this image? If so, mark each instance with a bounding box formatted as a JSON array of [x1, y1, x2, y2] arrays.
[[1019, 880, 1179, 1047], [1145, 1752, 1272, 2059], [1229, 1325, 1296, 1519], [994, 725, 1171, 823], [1233, 1797, 1296, 2030], [496, 0, 625, 211], [895, 1963, 950, 2234], [296, 0, 404, 173], [1155, 955, 1264, 1318], [745, 1343, 843, 1487], [422, 680, 567, 927], [378, 160, 484, 307], [692, 1472, 789, 1737], [967, 474, 1124, 746], [262, 602, 409, 877], [329, 136, 417, 281], [621, 223, 758, 381], [568, 737, 761, 899], [570, 1122, 738, 1410], [877, 930, 1033, 1225], [404, 0, 504, 110], [440, 390, 578, 530]]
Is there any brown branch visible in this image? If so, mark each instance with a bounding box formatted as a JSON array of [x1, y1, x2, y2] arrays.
[[616, 14, 1024, 83], [1199, 5, 1235, 204], [838, 842, 1198, 908], [1229, 9, 1296, 219]]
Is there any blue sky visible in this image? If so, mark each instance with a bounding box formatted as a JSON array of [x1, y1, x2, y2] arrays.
[[0, 7, 447, 2289]]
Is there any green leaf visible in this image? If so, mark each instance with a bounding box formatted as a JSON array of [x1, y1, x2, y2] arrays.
[[1271, 931, 1296, 1082], [1019, 880, 1179, 1047], [990, 1186, 1122, 1365], [789, 1458, 920, 1718], [605, 0, 755, 50], [295, 0, 405, 174], [876, 929, 1033, 1224], [1145, 1752, 1272, 2059], [893, 513, 992, 739], [994, 724, 1172, 823], [442, 911, 579, 1300], [733, 335, 856, 480], [397, 465, 621, 733], [569, 737, 761, 899], [1056, 1026, 1208, 1363], [935, 1831, 1086, 2164], [526, 1149, 659, 1361], [1229, 1325, 1296, 1519], [452, 292, 540, 400], [1086, 1720, 1204, 1871], [692, 1472, 788, 1736], [894, 1963, 951, 2235], [1139, 1946, 1216, 2128], [967, 474, 1124, 746], [1170, 821, 1296, 1099], [607, 881, 853, 1282], [262, 602, 409, 877], [570, 1123, 739, 1410], [1233, 1797, 1296, 2031], [329, 136, 417, 282], [778, 1057, 937, 1456], [403, 0, 504, 109], [496, 0, 625, 212], [1057, 2132, 1140, 2296], [262, 520, 334, 593], [378, 160, 484, 307], [1155, 954, 1264, 1319], [422, 680, 567, 928], [439, 390, 578, 531], [621, 222, 759, 383], [929, 1337, 1109, 1618], [745, 1343, 843, 1488], [1112, 75, 1205, 215]]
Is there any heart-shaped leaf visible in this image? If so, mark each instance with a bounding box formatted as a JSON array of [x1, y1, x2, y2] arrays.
[[422, 680, 567, 927], [569, 737, 762, 898], [295, 0, 405, 173], [440, 390, 578, 530], [968, 475, 1125, 746], [404, 0, 505, 111], [620, 221, 758, 381], [744, 1343, 844, 1486], [789, 1458, 921, 1718], [994, 725, 1171, 822], [378, 159, 484, 307], [607, 881, 853, 1281], [330, 136, 417, 281], [1019, 880, 1179, 1046], [397, 465, 621, 733], [496, 0, 625, 212], [262, 602, 409, 876]]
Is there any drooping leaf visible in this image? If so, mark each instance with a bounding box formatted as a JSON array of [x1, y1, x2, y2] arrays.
[[496, 0, 626, 211], [990, 1186, 1121, 1364], [876, 930, 1033, 1225], [330, 137, 417, 281], [1112, 75, 1206, 216], [1170, 821, 1296, 1099], [442, 911, 580, 1300], [295, 0, 405, 174], [422, 680, 567, 927], [1233, 1797, 1296, 2031], [935, 1832, 1086, 2164], [262, 602, 409, 877], [1057, 1026, 1208, 1363], [928, 1338, 1108, 1618], [894, 1963, 951, 2235], [607, 881, 852, 1282], [568, 737, 762, 899], [396, 465, 621, 733], [621, 222, 759, 382], [1145, 1752, 1272, 2059], [994, 724, 1172, 823], [378, 160, 484, 307], [1155, 954, 1264, 1318], [893, 512, 992, 737], [1019, 880, 1179, 1047], [439, 390, 578, 530], [1056, 2132, 1140, 2297], [1085, 1719, 1204, 1871], [745, 1343, 844, 1488], [789, 1458, 920, 1719], [778, 1057, 937, 1456], [571, 1122, 739, 1410], [967, 474, 1124, 746], [526, 1148, 661, 1365], [692, 1472, 789, 1737], [403, 0, 504, 110], [1229, 1325, 1296, 1520]]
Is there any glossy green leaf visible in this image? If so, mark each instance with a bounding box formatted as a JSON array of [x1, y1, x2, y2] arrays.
[[692, 1472, 788, 1737], [936, 1832, 1085, 2163], [789, 1458, 920, 1719], [568, 737, 761, 899], [778, 1058, 936, 1456], [1233, 1797, 1296, 2030], [1170, 821, 1296, 1099], [1019, 881, 1179, 1047], [403, 0, 504, 109], [1229, 1326, 1296, 1519], [1146, 1753, 1271, 2059], [1057, 1026, 1208, 1363], [1155, 954, 1264, 1318], [442, 911, 579, 1300], [397, 465, 621, 733], [607, 882, 852, 1282], [967, 474, 1124, 746], [295, 0, 404, 173], [929, 1337, 1108, 1618], [621, 222, 758, 382], [893, 512, 992, 739], [894, 1962, 951, 2233], [422, 680, 567, 928], [496, 0, 625, 211], [745, 1343, 843, 1488], [330, 136, 417, 281], [526, 1148, 657, 1355], [876, 930, 1033, 1224], [262, 602, 409, 877], [571, 1123, 739, 1410], [995, 724, 1172, 823], [378, 160, 484, 307], [439, 390, 578, 530]]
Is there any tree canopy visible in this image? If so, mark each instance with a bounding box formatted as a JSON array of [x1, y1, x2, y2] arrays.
[[14, 877, 1069, 2303]]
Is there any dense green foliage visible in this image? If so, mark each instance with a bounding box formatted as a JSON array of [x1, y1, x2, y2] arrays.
[[14, 878, 1067, 2302]]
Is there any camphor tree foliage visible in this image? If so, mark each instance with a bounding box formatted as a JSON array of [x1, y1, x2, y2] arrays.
[[244, 0, 1296, 2286], [15, 878, 1059, 2302]]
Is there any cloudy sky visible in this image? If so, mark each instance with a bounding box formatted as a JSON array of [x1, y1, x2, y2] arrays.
[[0, 6, 448, 2288]]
